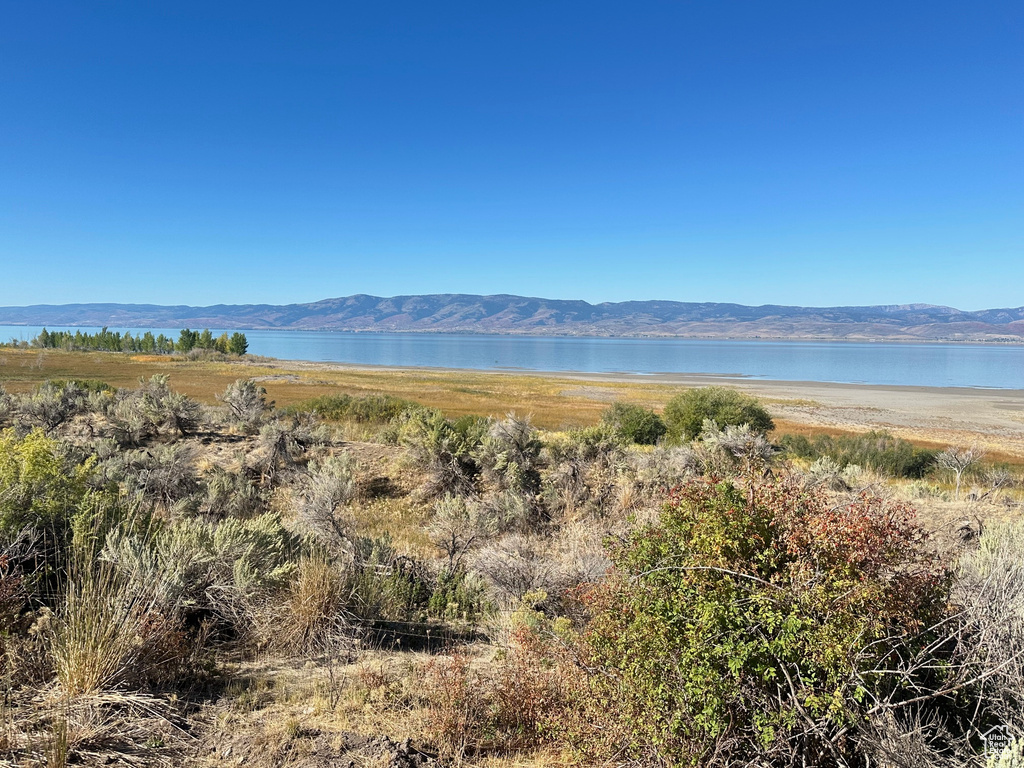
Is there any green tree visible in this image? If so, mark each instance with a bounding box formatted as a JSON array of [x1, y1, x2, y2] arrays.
[[198, 329, 215, 349], [601, 402, 666, 445], [176, 329, 199, 353], [228, 332, 248, 356], [663, 387, 774, 443]]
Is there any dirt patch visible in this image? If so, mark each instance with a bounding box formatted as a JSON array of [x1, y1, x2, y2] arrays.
[[251, 374, 304, 384], [197, 728, 436, 767]]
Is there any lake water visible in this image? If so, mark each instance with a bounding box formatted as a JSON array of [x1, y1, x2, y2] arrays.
[[1, 325, 1022, 390]]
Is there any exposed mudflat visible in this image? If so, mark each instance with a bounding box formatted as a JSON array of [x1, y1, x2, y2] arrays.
[[562, 373, 1024, 457]]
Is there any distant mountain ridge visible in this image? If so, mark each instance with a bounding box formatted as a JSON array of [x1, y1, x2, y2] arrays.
[[2, 294, 1023, 341]]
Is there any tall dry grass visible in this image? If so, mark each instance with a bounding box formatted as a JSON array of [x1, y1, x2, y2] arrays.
[[955, 519, 1024, 736], [271, 553, 352, 655], [49, 556, 160, 695]]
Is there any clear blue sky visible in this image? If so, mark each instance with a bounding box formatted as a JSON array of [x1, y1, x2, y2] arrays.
[[1, 1, 1021, 309]]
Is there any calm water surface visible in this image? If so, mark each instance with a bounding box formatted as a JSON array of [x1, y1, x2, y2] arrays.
[[1, 326, 1021, 389]]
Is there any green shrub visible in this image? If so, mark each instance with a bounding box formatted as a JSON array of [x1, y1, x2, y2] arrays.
[[46, 379, 113, 394], [663, 387, 774, 443], [545, 424, 623, 463], [427, 568, 490, 623], [780, 431, 937, 478], [349, 394, 416, 423], [568, 477, 949, 765], [0, 429, 95, 536], [218, 379, 270, 433], [339, 536, 489, 625], [541, 425, 625, 520], [0, 386, 12, 428], [344, 536, 433, 622], [298, 453, 357, 550], [601, 402, 667, 445], [19, 382, 88, 433], [401, 411, 487, 496], [200, 466, 266, 519], [101, 512, 301, 635], [283, 393, 417, 424], [104, 444, 201, 512], [476, 414, 543, 496]]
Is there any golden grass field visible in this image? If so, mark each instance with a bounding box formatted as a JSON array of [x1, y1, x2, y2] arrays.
[[2, 347, 1023, 463]]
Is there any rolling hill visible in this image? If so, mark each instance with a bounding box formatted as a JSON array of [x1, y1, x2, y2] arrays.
[[1, 294, 1023, 341]]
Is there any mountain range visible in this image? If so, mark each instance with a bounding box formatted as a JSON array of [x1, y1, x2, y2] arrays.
[[2, 294, 1023, 341]]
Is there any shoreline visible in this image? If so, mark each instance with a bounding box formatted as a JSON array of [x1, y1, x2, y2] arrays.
[[261, 356, 1024, 394], [2, 347, 1023, 458], [4, 324, 1024, 346], [254, 358, 1024, 459]]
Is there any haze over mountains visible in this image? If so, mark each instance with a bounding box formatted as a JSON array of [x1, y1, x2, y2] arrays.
[[2, 294, 1023, 342]]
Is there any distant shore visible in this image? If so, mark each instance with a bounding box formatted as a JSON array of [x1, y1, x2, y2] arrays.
[[4, 323, 1024, 345]]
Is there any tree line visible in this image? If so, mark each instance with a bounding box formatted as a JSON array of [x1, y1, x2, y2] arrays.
[[29, 327, 248, 355]]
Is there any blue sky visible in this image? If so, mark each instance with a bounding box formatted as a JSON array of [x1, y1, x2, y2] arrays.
[[1, 1, 1021, 309]]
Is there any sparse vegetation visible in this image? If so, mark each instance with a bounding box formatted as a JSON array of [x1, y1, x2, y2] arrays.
[[937, 444, 987, 498], [0, 353, 1019, 767]]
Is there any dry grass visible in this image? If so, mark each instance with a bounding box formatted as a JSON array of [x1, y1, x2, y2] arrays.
[[0, 689, 184, 767], [272, 554, 351, 656], [192, 642, 575, 767], [0, 349, 813, 433], [349, 497, 434, 557], [1, 349, 618, 426], [189, 652, 438, 766], [49, 558, 160, 696]]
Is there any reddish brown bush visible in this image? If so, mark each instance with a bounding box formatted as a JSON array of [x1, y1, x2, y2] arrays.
[[554, 477, 952, 766], [491, 625, 575, 748], [0, 554, 26, 633], [423, 650, 489, 763]]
